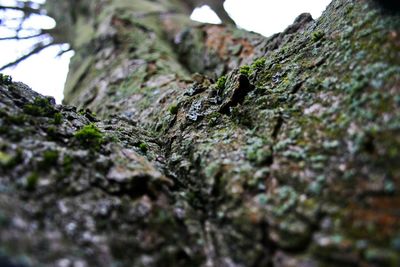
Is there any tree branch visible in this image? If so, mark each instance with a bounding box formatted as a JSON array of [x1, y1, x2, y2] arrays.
[[0, 5, 42, 15], [0, 41, 55, 71], [56, 46, 73, 57], [0, 32, 45, 41]]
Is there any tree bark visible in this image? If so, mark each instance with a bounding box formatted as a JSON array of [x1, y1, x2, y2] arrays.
[[0, 0, 400, 266]]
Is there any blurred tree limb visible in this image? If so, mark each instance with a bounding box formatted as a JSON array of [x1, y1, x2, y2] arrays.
[[0, 0, 69, 71]]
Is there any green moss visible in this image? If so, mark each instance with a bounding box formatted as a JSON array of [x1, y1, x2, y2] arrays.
[[0, 73, 12, 85], [23, 97, 55, 117], [204, 162, 221, 178], [311, 30, 325, 42], [384, 180, 395, 194], [251, 58, 266, 70], [255, 147, 273, 166], [53, 112, 62, 125], [246, 146, 272, 166], [246, 150, 257, 162], [0, 151, 13, 167], [0, 149, 22, 169], [0, 210, 10, 227], [216, 76, 227, 90], [239, 65, 251, 76], [105, 133, 119, 143], [208, 112, 221, 127], [26, 172, 39, 191], [62, 155, 73, 175], [273, 186, 298, 216], [139, 142, 148, 153], [168, 104, 178, 115], [4, 114, 27, 125], [23, 105, 42, 116], [45, 125, 58, 140], [254, 193, 267, 205], [74, 124, 104, 150], [364, 248, 398, 266], [40, 150, 58, 169]]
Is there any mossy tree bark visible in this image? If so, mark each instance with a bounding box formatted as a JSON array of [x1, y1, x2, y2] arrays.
[[0, 0, 400, 266]]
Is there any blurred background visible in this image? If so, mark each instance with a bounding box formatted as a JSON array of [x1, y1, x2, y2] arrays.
[[0, 0, 331, 103]]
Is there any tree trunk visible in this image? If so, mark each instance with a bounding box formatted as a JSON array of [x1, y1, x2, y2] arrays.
[[0, 0, 399, 266]]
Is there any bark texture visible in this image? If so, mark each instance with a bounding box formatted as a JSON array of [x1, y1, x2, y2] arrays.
[[0, 0, 400, 266]]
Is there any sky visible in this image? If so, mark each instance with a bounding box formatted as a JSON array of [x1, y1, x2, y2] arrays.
[[0, 0, 331, 103]]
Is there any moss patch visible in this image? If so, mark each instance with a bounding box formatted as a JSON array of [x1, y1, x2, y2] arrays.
[[26, 172, 39, 191], [0, 73, 12, 85], [251, 58, 266, 71], [216, 76, 227, 90], [311, 30, 325, 42], [0, 151, 13, 167], [53, 112, 63, 125], [74, 124, 104, 150], [39, 150, 59, 169], [239, 65, 251, 76], [138, 142, 148, 153], [23, 97, 55, 117], [168, 104, 178, 115]]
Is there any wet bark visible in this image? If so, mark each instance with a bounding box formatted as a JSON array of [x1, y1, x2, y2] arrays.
[[0, 0, 400, 266]]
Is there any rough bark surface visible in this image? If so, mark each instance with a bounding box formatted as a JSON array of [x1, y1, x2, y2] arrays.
[[0, 0, 400, 266]]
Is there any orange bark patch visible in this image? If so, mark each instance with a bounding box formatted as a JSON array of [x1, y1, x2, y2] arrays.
[[388, 30, 400, 48], [111, 16, 132, 27], [204, 25, 232, 58], [346, 196, 400, 239], [161, 16, 185, 38], [203, 25, 255, 59], [237, 39, 255, 58]]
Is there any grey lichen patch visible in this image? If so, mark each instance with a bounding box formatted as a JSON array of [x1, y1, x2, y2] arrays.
[[187, 100, 204, 122]]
